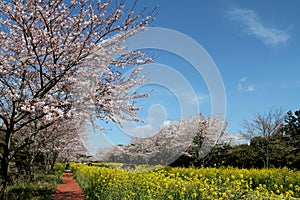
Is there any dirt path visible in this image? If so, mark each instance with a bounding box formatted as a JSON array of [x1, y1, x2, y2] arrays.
[[54, 171, 84, 200]]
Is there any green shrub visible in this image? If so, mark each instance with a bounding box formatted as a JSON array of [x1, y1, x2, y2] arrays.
[[4, 163, 65, 200], [48, 163, 65, 183], [90, 162, 111, 168], [5, 182, 55, 200], [34, 174, 57, 184]]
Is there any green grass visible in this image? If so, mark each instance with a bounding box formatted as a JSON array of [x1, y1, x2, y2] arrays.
[[4, 163, 65, 200]]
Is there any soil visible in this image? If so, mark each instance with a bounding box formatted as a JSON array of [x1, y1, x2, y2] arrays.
[[54, 171, 84, 200]]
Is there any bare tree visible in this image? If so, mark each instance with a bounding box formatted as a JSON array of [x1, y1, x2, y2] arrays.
[[240, 108, 286, 168]]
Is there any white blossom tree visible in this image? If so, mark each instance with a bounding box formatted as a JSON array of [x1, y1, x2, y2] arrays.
[[96, 114, 227, 165], [0, 0, 153, 193], [37, 118, 88, 171], [12, 118, 87, 180]]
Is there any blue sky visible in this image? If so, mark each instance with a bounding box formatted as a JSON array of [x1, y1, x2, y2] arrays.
[[87, 0, 300, 154]]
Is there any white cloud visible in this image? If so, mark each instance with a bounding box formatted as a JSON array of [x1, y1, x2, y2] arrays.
[[228, 8, 290, 46], [240, 77, 247, 82], [246, 85, 256, 92], [237, 77, 256, 92], [127, 124, 154, 138], [223, 133, 249, 145], [237, 83, 243, 92]]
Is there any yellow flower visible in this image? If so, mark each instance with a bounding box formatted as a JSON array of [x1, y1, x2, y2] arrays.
[[192, 192, 197, 199], [70, 162, 300, 200]]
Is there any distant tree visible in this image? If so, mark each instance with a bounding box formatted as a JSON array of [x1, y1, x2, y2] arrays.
[[282, 109, 300, 169], [228, 144, 256, 168], [240, 108, 285, 168], [98, 114, 227, 166], [8, 117, 88, 182], [282, 110, 300, 146], [200, 144, 233, 168], [185, 116, 227, 167]]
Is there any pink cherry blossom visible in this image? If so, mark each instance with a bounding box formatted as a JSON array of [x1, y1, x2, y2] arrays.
[[0, 0, 154, 193]]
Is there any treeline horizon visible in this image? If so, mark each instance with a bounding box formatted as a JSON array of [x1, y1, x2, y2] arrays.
[[172, 109, 300, 169], [95, 109, 300, 170]]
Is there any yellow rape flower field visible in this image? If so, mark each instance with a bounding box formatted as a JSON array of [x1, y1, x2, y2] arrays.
[[71, 163, 300, 200]]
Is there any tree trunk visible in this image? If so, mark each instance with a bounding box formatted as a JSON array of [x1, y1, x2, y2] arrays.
[[28, 158, 35, 182], [0, 130, 12, 200], [50, 151, 58, 170], [44, 154, 49, 174], [0, 146, 10, 199], [266, 147, 269, 169]]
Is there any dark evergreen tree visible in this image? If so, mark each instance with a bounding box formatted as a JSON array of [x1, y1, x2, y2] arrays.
[[282, 110, 300, 169]]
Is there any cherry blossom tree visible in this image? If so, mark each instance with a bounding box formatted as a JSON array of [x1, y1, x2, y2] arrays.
[[0, 0, 153, 194], [96, 114, 227, 165], [35, 118, 88, 172], [12, 118, 87, 180]]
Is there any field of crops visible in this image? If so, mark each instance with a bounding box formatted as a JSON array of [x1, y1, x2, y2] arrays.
[[71, 163, 300, 200]]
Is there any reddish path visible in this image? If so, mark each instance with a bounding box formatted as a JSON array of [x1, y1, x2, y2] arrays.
[[54, 171, 84, 200]]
